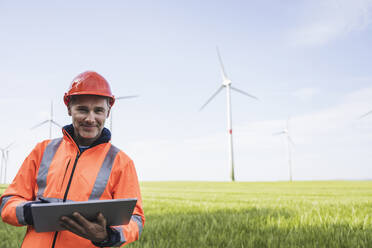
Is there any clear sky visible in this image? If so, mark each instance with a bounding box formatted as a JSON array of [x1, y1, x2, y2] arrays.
[[1, 0, 372, 182]]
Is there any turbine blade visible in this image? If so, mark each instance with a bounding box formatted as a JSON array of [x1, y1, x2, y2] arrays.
[[199, 86, 224, 111], [116, 95, 139, 100], [359, 110, 372, 119], [4, 142, 15, 150], [273, 131, 285, 136], [30, 120, 49, 130], [51, 120, 62, 128], [231, 86, 259, 100], [216, 47, 228, 81]]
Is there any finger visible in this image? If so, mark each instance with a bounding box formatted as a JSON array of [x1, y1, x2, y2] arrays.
[[72, 212, 92, 228], [60, 221, 80, 235], [60, 222, 89, 240], [97, 212, 107, 227], [60, 216, 83, 232], [60, 216, 86, 235]]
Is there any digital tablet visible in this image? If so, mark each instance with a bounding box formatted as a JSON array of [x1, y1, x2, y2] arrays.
[[31, 198, 137, 233]]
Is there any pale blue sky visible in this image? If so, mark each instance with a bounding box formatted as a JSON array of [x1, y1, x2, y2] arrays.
[[1, 0, 372, 182]]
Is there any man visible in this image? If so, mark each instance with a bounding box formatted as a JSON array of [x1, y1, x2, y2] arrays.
[[0, 71, 144, 247]]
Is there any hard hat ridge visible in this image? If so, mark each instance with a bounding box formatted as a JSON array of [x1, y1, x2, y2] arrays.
[[64, 71, 115, 106]]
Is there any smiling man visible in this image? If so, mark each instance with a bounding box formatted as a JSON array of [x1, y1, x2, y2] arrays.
[[0, 71, 144, 247], [68, 94, 110, 146]]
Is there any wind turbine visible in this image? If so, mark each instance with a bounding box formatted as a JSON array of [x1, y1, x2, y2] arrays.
[[31, 100, 62, 139], [273, 118, 295, 182], [110, 95, 139, 136], [200, 47, 258, 182], [0, 142, 14, 184]]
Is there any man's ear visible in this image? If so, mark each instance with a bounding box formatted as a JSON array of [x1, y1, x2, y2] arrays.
[[67, 106, 72, 116], [107, 108, 111, 118]]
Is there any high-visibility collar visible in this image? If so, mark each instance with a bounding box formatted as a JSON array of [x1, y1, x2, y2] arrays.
[[62, 124, 111, 152]]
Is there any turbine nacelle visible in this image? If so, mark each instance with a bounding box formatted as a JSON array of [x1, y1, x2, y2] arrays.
[[273, 118, 294, 182], [30, 100, 61, 139], [222, 79, 232, 86]]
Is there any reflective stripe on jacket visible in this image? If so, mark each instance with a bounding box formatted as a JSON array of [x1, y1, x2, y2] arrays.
[[0, 128, 145, 247]]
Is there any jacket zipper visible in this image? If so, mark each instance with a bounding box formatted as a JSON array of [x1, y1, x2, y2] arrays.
[[51, 152, 80, 248]]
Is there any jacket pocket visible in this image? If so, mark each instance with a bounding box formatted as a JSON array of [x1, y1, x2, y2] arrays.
[[57, 158, 71, 192]]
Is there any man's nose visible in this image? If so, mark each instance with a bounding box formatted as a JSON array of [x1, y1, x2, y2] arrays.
[[85, 111, 95, 122]]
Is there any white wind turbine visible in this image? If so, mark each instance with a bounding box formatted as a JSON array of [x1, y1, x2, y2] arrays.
[[110, 95, 139, 137], [0, 142, 14, 184], [200, 47, 258, 182], [31, 100, 62, 139], [273, 118, 295, 182]]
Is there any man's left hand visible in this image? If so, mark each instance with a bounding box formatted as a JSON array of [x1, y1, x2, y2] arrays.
[[59, 212, 108, 243]]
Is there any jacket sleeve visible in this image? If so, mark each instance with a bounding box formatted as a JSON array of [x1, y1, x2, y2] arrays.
[[107, 155, 145, 247], [0, 142, 45, 226]]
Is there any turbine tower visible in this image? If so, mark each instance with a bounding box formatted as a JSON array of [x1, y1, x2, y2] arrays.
[[0, 142, 14, 184], [273, 118, 295, 182], [31, 100, 62, 139], [200, 47, 258, 181], [110, 95, 138, 136]]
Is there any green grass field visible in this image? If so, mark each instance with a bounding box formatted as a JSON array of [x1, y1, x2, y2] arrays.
[[1, 181, 372, 247]]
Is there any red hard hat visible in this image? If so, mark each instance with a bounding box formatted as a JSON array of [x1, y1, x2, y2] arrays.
[[64, 71, 115, 106]]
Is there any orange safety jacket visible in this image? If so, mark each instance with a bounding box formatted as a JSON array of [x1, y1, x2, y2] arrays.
[[0, 126, 144, 247]]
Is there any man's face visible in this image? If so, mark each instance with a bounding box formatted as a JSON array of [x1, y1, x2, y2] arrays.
[[68, 95, 110, 146]]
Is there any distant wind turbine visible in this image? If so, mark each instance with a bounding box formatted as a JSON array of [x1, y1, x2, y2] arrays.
[[200, 47, 258, 182], [273, 118, 295, 182], [31, 100, 61, 139], [110, 95, 139, 136], [0, 142, 14, 184]]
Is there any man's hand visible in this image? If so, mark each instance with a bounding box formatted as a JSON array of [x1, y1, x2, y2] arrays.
[[59, 212, 108, 243]]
